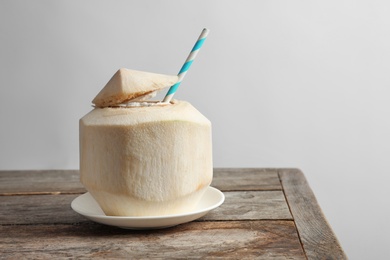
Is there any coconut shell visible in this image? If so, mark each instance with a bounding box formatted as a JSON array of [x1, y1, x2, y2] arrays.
[[92, 68, 178, 107]]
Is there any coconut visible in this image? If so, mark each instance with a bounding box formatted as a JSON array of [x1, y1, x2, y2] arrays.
[[80, 69, 213, 216]]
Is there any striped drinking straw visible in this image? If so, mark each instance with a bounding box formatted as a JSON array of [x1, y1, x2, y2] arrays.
[[163, 28, 209, 103]]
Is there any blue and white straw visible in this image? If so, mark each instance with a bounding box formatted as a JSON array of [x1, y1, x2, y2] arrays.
[[163, 28, 209, 103]]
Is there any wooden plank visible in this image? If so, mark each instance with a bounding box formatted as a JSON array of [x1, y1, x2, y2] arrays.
[[0, 168, 280, 196], [202, 191, 292, 221], [279, 169, 347, 259], [0, 194, 86, 225], [0, 170, 85, 195], [212, 168, 282, 191], [0, 191, 292, 225], [0, 221, 306, 259]]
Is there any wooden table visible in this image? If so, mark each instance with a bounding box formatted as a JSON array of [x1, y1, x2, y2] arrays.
[[0, 168, 346, 259]]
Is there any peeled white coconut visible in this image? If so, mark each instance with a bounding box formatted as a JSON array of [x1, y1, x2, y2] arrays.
[[80, 69, 213, 216]]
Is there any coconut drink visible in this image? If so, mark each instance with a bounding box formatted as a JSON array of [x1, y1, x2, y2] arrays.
[[79, 68, 213, 216]]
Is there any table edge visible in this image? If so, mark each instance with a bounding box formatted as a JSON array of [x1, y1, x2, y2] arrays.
[[278, 168, 347, 259]]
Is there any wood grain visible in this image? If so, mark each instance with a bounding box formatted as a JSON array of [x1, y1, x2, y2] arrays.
[[0, 170, 85, 195], [0, 221, 306, 259], [212, 168, 282, 191], [0, 191, 292, 225], [279, 169, 347, 259], [201, 191, 292, 221], [0, 194, 86, 225]]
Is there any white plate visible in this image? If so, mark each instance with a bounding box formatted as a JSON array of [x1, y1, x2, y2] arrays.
[[71, 186, 224, 229]]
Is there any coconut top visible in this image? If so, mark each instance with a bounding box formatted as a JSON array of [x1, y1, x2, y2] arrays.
[[92, 68, 178, 108]]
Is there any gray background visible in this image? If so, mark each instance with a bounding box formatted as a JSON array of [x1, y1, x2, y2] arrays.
[[1, 1, 389, 258]]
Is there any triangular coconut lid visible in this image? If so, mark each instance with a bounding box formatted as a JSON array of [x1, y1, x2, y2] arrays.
[[92, 68, 178, 107]]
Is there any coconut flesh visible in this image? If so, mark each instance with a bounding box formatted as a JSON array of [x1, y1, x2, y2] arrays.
[[80, 68, 213, 216]]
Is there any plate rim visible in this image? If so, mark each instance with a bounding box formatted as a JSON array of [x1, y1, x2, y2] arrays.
[[71, 186, 225, 221]]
